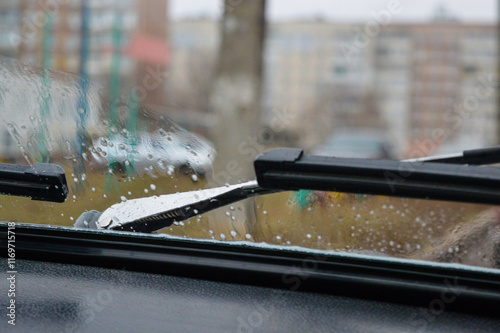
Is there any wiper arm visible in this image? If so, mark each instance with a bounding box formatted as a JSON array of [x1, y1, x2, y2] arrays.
[[91, 181, 277, 233], [403, 146, 500, 165], [76, 147, 500, 233]]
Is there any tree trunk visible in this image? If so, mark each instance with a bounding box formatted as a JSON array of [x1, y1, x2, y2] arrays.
[[208, 0, 267, 239]]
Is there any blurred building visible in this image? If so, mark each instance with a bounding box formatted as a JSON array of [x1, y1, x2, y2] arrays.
[[263, 21, 381, 148], [262, 20, 497, 156], [3, 0, 137, 81], [0, 0, 173, 108], [0, 0, 172, 161], [376, 23, 497, 156]]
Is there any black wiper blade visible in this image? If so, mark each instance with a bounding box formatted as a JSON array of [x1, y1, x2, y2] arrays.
[[78, 147, 500, 233], [0, 163, 68, 203], [255, 148, 500, 206]]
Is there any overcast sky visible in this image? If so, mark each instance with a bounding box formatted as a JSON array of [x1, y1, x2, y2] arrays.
[[171, 0, 497, 23]]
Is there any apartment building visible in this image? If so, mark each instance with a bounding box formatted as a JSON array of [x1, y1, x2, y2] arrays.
[[263, 21, 497, 155], [375, 24, 497, 156]]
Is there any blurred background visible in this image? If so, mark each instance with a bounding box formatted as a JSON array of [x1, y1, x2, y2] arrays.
[[1, 0, 497, 165], [0, 0, 499, 266]]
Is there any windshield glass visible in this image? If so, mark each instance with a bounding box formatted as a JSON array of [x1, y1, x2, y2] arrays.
[[0, 0, 499, 270]]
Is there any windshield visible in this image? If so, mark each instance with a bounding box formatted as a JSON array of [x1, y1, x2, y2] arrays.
[[0, 0, 499, 271]]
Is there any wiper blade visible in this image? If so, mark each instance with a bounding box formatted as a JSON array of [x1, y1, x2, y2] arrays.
[[76, 147, 500, 233], [255, 149, 500, 205], [0, 163, 68, 203], [91, 181, 277, 233]]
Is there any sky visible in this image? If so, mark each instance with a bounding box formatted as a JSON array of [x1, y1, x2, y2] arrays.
[[170, 0, 497, 23]]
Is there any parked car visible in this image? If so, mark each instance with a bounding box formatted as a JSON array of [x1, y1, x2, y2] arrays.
[[91, 131, 215, 176]]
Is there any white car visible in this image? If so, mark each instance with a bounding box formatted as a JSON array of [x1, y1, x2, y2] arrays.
[[91, 130, 215, 176]]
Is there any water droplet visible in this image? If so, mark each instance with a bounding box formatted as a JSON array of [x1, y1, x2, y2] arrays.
[[230, 231, 237, 237], [150, 184, 156, 190], [245, 234, 252, 239], [306, 234, 312, 239], [144, 189, 149, 194], [191, 174, 198, 182], [225, 211, 230, 216], [121, 196, 127, 202], [220, 233, 226, 240]]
